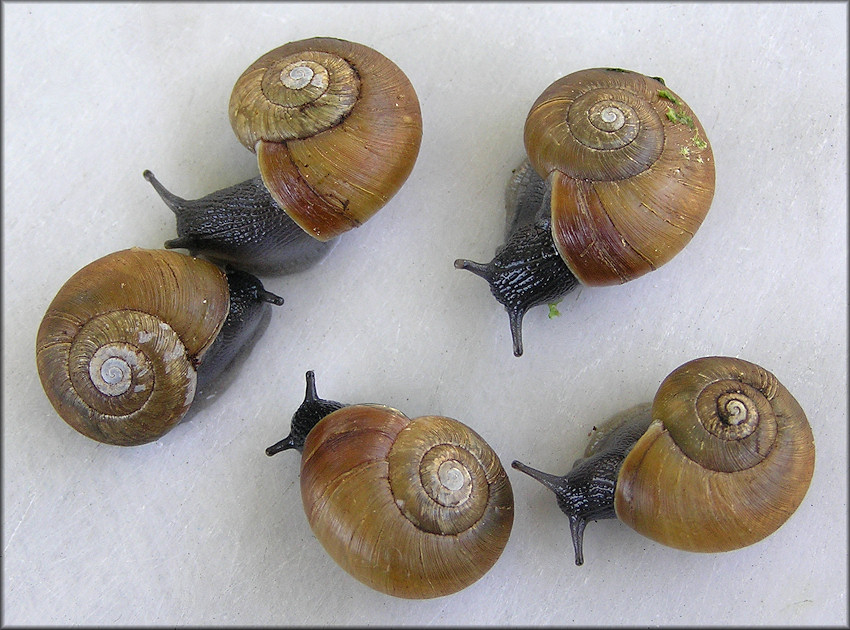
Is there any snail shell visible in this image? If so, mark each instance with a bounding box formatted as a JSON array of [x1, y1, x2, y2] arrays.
[[145, 37, 423, 273], [513, 356, 815, 564], [229, 36, 423, 241], [524, 67, 715, 286], [36, 248, 282, 446], [268, 372, 514, 599], [616, 356, 815, 552], [302, 405, 514, 599], [456, 68, 715, 356]]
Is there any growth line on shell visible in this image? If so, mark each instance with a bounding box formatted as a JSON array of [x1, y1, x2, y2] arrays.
[[584, 183, 636, 283], [639, 201, 696, 237]]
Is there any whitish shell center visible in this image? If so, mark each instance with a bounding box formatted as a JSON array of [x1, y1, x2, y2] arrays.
[[89, 344, 140, 396], [600, 106, 625, 129], [724, 399, 748, 425], [101, 357, 129, 384], [439, 460, 467, 491], [281, 63, 328, 91], [283, 65, 314, 89]]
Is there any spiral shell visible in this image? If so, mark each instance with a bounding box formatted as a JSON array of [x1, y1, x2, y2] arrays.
[[229, 37, 423, 241], [36, 248, 230, 446], [299, 404, 514, 599], [615, 356, 815, 552], [524, 68, 715, 286]]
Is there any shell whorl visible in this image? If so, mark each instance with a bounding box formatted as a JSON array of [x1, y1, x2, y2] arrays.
[[299, 405, 513, 599], [615, 356, 815, 552], [229, 37, 423, 241], [229, 44, 360, 146], [35, 248, 230, 446], [524, 67, 715, 286]]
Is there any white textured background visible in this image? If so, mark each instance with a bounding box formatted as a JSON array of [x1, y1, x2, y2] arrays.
[[3, 2, 847, 626]]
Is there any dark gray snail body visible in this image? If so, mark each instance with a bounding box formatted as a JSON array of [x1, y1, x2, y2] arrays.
[[455, 68, 715, 356], [36, 248, 283, 446], [512, 356, 816, 565], [145, 37, 423, 275], [266, 371, 514, 599], [512, 403, 653, 566], [455, 161, 579, 356], [144, 172, 333, 275], [198, 265, 285, 390]]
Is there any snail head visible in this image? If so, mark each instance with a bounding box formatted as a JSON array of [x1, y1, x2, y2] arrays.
[[266, 370, 345, 455], [455, 220, 577, 357], [512, 455, 620, 566]]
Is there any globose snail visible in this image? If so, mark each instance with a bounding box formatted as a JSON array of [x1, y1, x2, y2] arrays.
[[266, 371, 514, 599], [36, 248, 283, 446], [512, 356, 815, 565], [455, 68, 715, 356], [144, 37, 423, 274]]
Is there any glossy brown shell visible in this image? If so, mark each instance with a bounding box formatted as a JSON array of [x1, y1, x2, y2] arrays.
[[229, 37, 423, 241], [35, 248, 230, 446], [614, 356, 815, 552], [524, 68, 715, 286], [299, 405, 514, 599]]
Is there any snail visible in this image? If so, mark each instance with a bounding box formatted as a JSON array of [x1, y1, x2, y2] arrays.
[[512, 356, 815, 565], [144, 37, 423, 274], [266, 371, 514, 599], [455, 68, 715, 356], [36, 248, 284, 446]]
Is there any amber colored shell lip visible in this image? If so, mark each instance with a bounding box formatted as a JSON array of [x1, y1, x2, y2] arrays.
[[230, 37, 423, 242], [525, 67, 715, 287]]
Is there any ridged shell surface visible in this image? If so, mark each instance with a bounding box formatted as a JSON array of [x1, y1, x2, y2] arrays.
[[229, 37, 423, 241], [524, 68, 715, 286], [299, 405, 514, 599], [36, 248, 230, 446], [614, 356, 815, 552]]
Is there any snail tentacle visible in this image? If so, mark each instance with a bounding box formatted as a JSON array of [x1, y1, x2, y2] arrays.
[[195, 268, 284, 391], [36, 248, 281, 446], [266, 370, 344, 455], [457, 68, 714, 356], [149, 38, 421, 272], [512, 404, 653, 565], [144, 170, 334, 275], [455, 220, 578, 357], [515, 359, 814, 565], [268, 371, 514, 598], [511, 460, 591, 566]]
